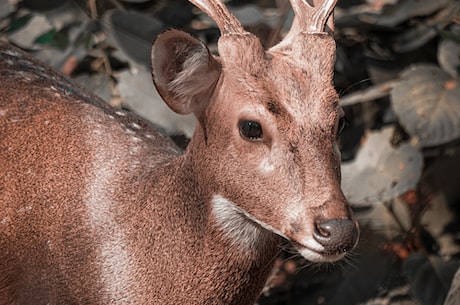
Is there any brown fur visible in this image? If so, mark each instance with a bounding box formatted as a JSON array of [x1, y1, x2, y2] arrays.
[[0, 1, 358, 304]]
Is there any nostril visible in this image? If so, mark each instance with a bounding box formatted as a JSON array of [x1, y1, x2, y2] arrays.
[[313, 218, 359, 253], [315, 221, 331, 238]]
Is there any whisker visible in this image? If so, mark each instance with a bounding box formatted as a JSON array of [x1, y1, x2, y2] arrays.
[[338, 78, 372, 97]]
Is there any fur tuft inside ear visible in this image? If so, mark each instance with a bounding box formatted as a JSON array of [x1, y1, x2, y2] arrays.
[[151, 30, 222, 116]]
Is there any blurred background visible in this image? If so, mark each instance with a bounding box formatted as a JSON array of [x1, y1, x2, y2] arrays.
[[1, 0, 459, 304]]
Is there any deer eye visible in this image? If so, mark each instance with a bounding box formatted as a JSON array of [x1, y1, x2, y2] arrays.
[[337, 116, 348, 137], [239, 120, 263, 140]]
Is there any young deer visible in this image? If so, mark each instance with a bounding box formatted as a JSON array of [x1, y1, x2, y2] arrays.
[[0, 0, 359, 304]]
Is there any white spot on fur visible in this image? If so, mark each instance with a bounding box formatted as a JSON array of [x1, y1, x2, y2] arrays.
[[211, 195, 262, 249], [18, 59, 33, 67], [259, 156, 275, 173], [36, 65, 46, 72], [84, 120, 134, 302], [124, 128, 135, 135], [129, 145, 140, 155], [131, 136, 142, 143], [0, 109, 7, 116], [17, 205, 32, 214], [211, 195, 291, 246], [2, 49, 22, 57], [214, 195, 288, 240], [115, 111, 126, 117], [0, 216, 11, 226], [130, 122, 141, 130]]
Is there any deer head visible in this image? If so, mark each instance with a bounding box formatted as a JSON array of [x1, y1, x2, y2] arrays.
[[151, 0, 358, 262]]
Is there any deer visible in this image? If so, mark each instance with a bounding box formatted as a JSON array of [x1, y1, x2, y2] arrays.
[[0, 0, 359, 304]]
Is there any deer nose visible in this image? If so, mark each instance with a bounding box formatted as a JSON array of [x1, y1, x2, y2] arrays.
[[313, 218, 359, 254]]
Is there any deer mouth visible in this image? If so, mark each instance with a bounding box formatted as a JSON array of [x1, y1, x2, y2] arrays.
[[290, 240, 349, 263]]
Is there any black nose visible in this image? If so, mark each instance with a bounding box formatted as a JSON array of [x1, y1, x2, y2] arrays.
[[313, 218, 359, 254]]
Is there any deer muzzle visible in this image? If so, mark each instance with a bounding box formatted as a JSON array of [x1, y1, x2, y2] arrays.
[[292, 216, 359, 262]]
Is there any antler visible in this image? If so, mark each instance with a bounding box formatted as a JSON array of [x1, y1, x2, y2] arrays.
[[188, 0, 247, 35], [270, 0, 338, 52], [292, 0, 337, 33]]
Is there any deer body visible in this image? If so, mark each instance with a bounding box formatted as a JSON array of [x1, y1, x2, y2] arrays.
[[0, 0, 359, 304], [0, 43, 278, 304]]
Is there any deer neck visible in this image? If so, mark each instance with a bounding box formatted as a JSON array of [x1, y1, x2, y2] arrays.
[[146, 134, 278, 252], [134, 132, 280, 304]]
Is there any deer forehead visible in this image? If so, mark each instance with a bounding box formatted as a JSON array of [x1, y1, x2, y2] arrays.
[[219, 57, 340, 131]]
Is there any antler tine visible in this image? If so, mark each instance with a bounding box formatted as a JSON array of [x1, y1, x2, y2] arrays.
[[290, 0, 338, 33], [188, 0, 246, 35]]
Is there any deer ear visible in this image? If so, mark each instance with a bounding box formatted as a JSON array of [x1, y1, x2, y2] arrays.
[[151, 30, 222, 115]]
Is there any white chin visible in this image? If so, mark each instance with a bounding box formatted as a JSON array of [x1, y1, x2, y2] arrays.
[[296, 246, 347, 263]]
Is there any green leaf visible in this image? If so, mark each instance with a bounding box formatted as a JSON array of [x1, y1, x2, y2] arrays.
[[34, 29, 70, 50], [34, 29, 57, 44], [6, 14, 33, 33]]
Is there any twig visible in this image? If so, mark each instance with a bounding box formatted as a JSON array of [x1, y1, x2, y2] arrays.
[[383, 200, 407, 234], [266, 0, 291, 48], [340, 79, 400, 107], [87, 0, 98, 19]]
